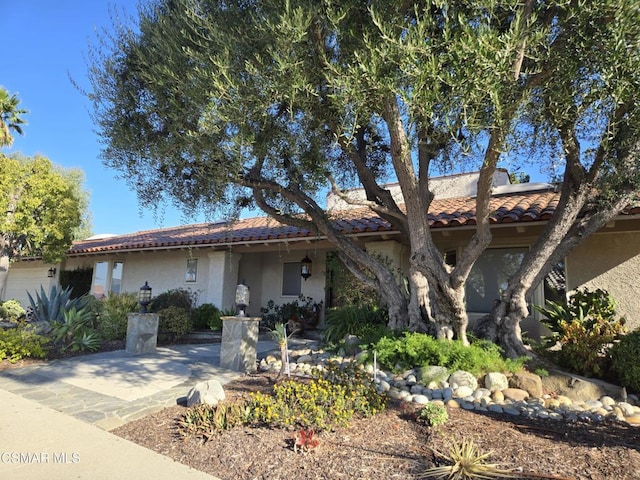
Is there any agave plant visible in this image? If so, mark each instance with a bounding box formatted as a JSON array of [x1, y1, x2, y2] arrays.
[[422, 438, 517, 479], [50, 307, 101, 352], [27, 285, 91, 324]]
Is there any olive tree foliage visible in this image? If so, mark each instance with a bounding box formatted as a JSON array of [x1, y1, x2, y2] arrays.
[[86, 0, 640, 355], [486, 2, 640, 357], [0, 155, 85, 296]]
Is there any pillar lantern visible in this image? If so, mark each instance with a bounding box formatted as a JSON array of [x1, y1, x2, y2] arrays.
[[235, 280, 250, 316], [138, 281, 152, 313]]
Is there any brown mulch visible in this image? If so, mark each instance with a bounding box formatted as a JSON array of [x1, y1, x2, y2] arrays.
[[112, 372, 640, 480]]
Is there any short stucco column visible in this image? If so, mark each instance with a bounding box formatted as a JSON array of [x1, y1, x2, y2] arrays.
[[219, 316, 260, 372], [126, 313, 159, 355]]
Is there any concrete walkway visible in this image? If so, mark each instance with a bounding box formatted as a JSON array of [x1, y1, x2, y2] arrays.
[[0, 335, 316, 480]]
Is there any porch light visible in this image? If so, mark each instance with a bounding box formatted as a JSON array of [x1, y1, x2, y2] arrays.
[[235, 280, 250, 316], [301, 254, 312, 281], [138, 281, 152, 313], [47, 267, 57, 278]]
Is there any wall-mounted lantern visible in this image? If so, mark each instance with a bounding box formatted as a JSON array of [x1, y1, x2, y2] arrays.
[[47, 267, 57, 278], [138, 281, 153, 313], [301, 254, 312, 281], [235, 280, 250, 316]]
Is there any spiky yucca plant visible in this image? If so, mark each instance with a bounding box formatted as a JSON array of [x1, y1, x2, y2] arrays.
[[269, 322, 292, 377], [422, 438, 517, 480]]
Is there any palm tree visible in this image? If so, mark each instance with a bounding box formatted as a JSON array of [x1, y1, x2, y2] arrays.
[[0, 87, 27, 147]]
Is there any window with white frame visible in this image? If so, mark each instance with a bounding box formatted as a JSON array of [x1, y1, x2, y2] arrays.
[[91, 260, 124, 298], [282, 262, 302, 296]]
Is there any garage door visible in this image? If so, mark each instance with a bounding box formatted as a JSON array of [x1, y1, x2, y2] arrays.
[[3, 265, 51, 307]]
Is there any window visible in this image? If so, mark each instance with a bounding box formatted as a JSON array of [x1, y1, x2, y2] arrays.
[[466, 248, 527, 312], [282, 262, 302, 296], [90, 260, 124, 298], [185, 258, 198, 283], [111, 262, 123, 294]]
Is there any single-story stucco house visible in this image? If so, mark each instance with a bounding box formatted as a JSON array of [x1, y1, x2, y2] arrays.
[[3, 170, 640, 338]]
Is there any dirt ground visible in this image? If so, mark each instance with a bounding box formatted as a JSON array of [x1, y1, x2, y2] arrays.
[[113, 372, 640, 480]]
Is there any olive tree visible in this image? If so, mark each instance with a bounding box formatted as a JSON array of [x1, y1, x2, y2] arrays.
[[86, 0, 640, 355]]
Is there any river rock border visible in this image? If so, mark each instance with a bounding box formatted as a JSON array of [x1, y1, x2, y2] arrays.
[[258, 345, 640, 426]]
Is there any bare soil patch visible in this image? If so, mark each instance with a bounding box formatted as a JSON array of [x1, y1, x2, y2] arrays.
[[113, 372, 640, 480]]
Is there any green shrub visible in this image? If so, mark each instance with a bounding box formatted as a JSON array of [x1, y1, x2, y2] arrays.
[[192, 303, 222, 331], [322, 304, 388, 345], [418, 403, 449, 427], [158, 306, 192, 341], [533, 288, 626, 377], [260, 295, 322, 331], [59, 267, 93, 299], [610, 329, 640, 393], [0, 299, 26, 322], [178, 401, 252, 443], [149, 288, 195, 314], [326, 252, 381, 307], [98, 293, 138, 341], [370, 332, 525, 376], [249, 362, 386, 431], [0, 327, 49, 362]]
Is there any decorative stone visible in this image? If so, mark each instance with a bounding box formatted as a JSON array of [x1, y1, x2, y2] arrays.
[[455, 386, 474, 398], [492, 390, 505, 403], [343, 334, 362, 355], [448, 371, 478, 391], [186, 380, 225, 407], [446, 399, 460, 408], [502, 388, 530, 402], [488, 404, 504, 414], [545, 398, 560, 409], [377, 380, 391, 392], [618, 402, 636, 416], [418, 366, 449, 385], [413, 395, 430, 405], [600, 396, 616, 407], [410, 384, 423, 395], [510, 371, 543, 398], [503, 406, 521, 416], [556, 395, 573, 406], [406, 374, 418, 385], [485, 372, 509, 392], [624, 415, 640, 425]]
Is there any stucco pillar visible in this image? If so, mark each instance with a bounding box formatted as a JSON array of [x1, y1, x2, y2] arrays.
[[125, 313, 159, 355], [206, 251, 242, 310]]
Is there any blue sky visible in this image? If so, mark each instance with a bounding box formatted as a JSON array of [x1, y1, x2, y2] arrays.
[[1, 0, 208, 236]]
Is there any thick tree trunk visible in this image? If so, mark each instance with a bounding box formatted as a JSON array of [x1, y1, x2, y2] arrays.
[[0, 253, 9, 300], [0, 237, 11, 299], [431, 282, 468, 344], [407, 267, 431, 333]]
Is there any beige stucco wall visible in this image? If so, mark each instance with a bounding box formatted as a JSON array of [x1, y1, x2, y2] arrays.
[[567, 231, 640, 330], [253, 249, 327, 318], [63, 248, 328, 317]]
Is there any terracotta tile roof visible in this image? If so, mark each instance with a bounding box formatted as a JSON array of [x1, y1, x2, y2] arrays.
[[68, 189, 639, 255]]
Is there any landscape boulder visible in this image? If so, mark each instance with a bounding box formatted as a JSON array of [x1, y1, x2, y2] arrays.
[[510, 371, 544, 398], [186, 380, 226, 407]]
